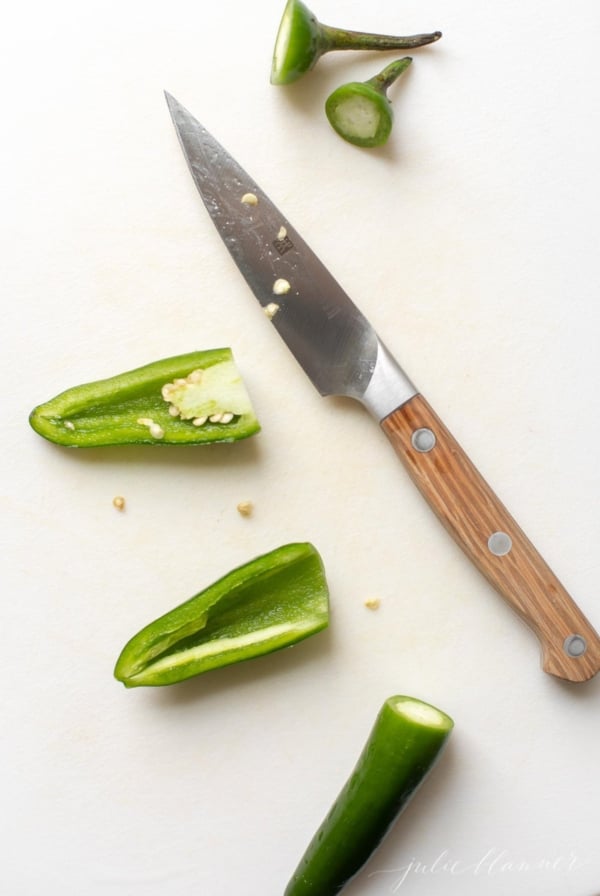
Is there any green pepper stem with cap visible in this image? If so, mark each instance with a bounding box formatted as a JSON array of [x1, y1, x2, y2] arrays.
[[325, 57, 412, 148], [271, 0, 441, 85], [284, 695, 454, 895]]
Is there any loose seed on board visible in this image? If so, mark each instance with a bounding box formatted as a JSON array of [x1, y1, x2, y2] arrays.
[[237, 501, 254, 517]]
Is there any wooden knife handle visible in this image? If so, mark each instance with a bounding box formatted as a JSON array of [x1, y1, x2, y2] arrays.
[[381, 393, 600, 682]]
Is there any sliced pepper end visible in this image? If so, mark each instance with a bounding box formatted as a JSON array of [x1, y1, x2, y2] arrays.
[[385, 695, 454, 735], [325, 82, 393, 148], [29, 349, 260, 447], [284, 695, 453, 896], [114, 542, 330, 687]]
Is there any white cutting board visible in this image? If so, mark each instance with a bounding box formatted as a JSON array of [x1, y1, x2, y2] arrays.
[[2, 1, 600, 894]]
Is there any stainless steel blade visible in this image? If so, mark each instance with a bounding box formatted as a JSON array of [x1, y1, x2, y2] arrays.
[[165, 92, 416, 419]]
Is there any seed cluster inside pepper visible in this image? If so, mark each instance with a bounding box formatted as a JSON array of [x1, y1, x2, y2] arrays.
[[161, 362, 249, 427]]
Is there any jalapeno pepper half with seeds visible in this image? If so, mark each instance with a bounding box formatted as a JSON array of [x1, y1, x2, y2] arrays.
[[114, 543, 330, 687], [29, 348, 260, 447]]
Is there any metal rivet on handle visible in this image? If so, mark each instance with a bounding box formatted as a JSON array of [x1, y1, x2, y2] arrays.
[[411, 428, 436, 453], [488, 531, 512, 556], [564, 634, 587, 658]]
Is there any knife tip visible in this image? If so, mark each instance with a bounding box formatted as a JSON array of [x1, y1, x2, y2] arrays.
[[164, 90, 186, 116]]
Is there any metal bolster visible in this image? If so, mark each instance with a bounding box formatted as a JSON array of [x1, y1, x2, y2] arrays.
[[360, 339, 418, 422]]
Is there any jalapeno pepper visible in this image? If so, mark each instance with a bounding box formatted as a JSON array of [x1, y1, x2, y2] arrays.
[[29, 348, 260, 447], [285, 695, 454, 895], [114, 543, 330, 687]]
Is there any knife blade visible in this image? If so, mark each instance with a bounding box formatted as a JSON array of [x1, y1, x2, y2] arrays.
[[165, 91, 600, 683]]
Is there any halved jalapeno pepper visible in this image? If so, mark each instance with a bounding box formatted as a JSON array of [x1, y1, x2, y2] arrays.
[[29, 348, 260, 447], [114, 543, 330, 687]]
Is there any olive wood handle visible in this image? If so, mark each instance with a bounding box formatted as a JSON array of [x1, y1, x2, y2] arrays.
[[381, 393, 600, 682]]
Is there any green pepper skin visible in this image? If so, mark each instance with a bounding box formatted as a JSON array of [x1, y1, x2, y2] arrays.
[[114, 543, 329, 687], [29, 348, 260, 447], [271, 0, 440, 85], [284, 696, 454, 895], [325, 57, 412, 148]]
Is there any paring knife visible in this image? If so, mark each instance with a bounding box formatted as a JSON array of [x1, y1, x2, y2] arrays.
[[165, 92, 600, 683]]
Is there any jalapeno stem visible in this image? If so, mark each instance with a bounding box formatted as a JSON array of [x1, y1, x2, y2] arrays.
[[320, 24, 441, 53], [367, 56, 413, 93], [325, 57, 412, 148], [271, 0, 441, 85]]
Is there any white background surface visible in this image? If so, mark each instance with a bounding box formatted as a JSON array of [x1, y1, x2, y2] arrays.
[[2, 1, 600, 894]]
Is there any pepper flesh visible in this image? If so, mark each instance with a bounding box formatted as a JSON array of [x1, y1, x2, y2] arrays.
[[114, 543, 330, 687], [271, 0, 440, 85], [28, 348, 260, 447], [284, 696, 454, 895]]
